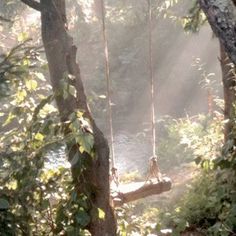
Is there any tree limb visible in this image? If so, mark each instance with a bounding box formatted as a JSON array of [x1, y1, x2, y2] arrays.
[[20, 0, 41, 11], [112, 177, 172, 207], [198, 0, 236, 65]]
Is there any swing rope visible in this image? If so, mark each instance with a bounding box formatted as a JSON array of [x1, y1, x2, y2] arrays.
[[100, 0, 116, 170], [148, 0, 157, 157], [100, 0, 157, 182], [98, 1, 171, 203]]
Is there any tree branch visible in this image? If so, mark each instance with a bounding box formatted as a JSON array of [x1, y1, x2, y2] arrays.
[[112, 177, 172, 207], [198, 0, 236, 65], [20, 0, 41, 11]]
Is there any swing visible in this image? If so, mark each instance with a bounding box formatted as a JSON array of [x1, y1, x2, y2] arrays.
[[100, 0, 172, 207]]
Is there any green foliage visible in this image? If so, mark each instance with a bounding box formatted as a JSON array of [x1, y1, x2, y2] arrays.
[[116, 113, 226, 235], [0, 40, 42, 98], [181, 0, 207, 33], [116, 204, 160, 235], [0, 40, 96, 235], [159, 114, 236, 235], [0, 40, 61, 235], [165, 167, 236, 235], [158, 114, 223, 170]]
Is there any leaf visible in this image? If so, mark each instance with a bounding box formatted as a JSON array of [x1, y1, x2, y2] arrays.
[[41, 199, 50, 210], [79, 146, 85, 154], [35, 132, 44, 141], [76, 210, 90, 227], [0, 198, 9, 210], [39, 104, 57, 118], [35, 72, 46, 81], [70, 152, 80, 166], [63, 90, 69, 100], [76, 110, 84, 118], [3, 112, 16, 126], [16, 89, 27, 103], [68, 85, 77, 98], [17, 32, 29, 42], [7, 181, 17, 190], [30, 94, 54, 126], [26, 79, 38, 91], [76, 134, 94, 155], [98, 95, 106, 99], [98, 208, 105, 220], [23, 58, 30, 66]]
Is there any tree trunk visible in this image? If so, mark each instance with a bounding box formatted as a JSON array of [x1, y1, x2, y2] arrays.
[[219, 41, 236, 141], [198, 0, 236, 65], [198, 0, 236, 142], [40, 1, 116, 235]]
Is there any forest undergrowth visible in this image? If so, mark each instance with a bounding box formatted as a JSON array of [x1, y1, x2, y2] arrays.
[[117, 113, 236, 236]]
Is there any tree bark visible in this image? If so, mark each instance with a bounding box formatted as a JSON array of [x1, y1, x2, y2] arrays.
[[219, 42, 236, 141], [198, 1, 236, 142], [198, 0, 236, 65], [40, 1, 116, 235]]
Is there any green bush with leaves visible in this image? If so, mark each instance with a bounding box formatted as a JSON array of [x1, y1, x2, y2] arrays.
[[0, 40, 97, 235], [0, 40, 61, 234], [164, 166, 236, 235], [114, 112, 227, 235], [157, 114, 223, 170], [160, 115, 236, 235]]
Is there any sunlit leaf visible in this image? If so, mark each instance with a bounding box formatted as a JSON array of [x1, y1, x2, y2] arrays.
[[17, 32, 29, 42], [98, 95, 106, 99], [39, 104, 57, 118], [16, 89, 27, 103], [98, 208, 105, 220], [26, 79, 38, 91], [6, 181, 17, 190], [79, 146, 85, 154], [35, 72, 46, 81], [23, 58, 30, 66], [68, 85, 77, 97], [3, 112, 16, 126], [35, 132, 44, 141]]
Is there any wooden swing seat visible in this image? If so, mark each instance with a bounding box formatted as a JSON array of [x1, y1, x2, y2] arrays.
[[111, 177, 172, 207]]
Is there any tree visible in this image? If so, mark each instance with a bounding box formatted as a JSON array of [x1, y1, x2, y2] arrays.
[[20, 0, 116, 235], [198, 0, 236, 141], [198, 1, 236, 65], [219, 42, 236, 141]]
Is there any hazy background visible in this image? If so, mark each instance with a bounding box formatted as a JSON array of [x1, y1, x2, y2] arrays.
[[1, 0, 222, 174], [71, 1, 222, 173]]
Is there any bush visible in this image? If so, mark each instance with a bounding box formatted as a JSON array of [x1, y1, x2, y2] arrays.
[[157, 114, 223, 170]]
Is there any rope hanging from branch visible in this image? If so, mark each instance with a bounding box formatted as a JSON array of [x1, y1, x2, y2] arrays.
[[100, 0, 116, 170], [98, 0, 171, 205], [148, 0, 157, 157]]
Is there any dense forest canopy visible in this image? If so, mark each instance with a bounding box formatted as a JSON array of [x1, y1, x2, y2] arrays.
[[0, 0, 236, 235]]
